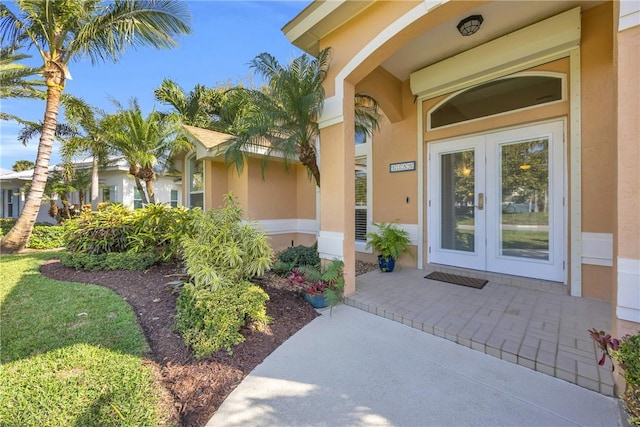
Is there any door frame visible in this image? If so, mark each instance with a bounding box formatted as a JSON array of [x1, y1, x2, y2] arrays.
[[426, 119, 567, 283]]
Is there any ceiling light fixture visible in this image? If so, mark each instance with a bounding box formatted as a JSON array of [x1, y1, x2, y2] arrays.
[[457, 15, 484, 36]]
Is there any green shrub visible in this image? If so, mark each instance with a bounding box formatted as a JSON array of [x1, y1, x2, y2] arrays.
[[272, 244, 320, 275], [0, 220, 66, 249], [127, 204, 193, 262], [180, 195, 273, 285], [0, 218, 15, 236], [177, 194, 274, 357], [175, 279, 269, 357], [28, 223, 68, 249], [63, 203, 192, 263], [590, 329, 640, 426], [64, 204, 133, 254], [59, 251, 159, 271], [614, 333, 640, 426]]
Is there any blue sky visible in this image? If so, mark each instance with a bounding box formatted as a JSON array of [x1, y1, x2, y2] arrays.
[[0, 0, 308, 171]]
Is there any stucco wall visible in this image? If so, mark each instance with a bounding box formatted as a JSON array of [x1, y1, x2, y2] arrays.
[[616, 26, 640, 261], [581, 2, 615, 235], [247, 157, 299, 220], [369, 80, 419, 225], [580, 2, 616, 300], [296, 164, 317, 220]]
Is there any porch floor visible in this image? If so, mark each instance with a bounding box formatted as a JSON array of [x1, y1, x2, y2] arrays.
[[346, 267, 615, 396]]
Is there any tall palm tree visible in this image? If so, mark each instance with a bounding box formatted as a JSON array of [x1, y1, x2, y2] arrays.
[[0, 0, 191, 253], [61, 96, 114, 210], [107, 98, 190, 204], [223, 47, 379, 187]]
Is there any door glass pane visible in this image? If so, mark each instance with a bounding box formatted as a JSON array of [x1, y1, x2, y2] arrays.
[[500, 138, 549, 259], [441, 150, 475, 252]]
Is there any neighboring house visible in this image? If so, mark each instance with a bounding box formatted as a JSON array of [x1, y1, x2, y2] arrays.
[[0, 158, 182, 223], [283, 1, 639, 338], [179, 125, 318, 251]]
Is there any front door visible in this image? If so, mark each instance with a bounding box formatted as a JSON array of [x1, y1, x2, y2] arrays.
[[428, 120, 565, 282]]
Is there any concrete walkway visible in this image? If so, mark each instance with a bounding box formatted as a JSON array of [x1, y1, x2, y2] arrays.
[[347, 268, 615, 396], [207, 305, 622, 427]]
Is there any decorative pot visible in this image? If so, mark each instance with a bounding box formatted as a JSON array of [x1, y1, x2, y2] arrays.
[[378, 255, 396, 273], [303, 292, 328, 308]]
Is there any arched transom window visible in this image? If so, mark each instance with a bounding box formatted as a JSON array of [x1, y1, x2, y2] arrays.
[[429, 73, 565, 130]]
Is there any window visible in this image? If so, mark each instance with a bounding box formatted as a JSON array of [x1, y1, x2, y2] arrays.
[[188, 156, 204, 208], [7, 189, 14, 217], [133, 188, 143, 209], [102, 186, 118, 203], [354, 127, 372, 250], [430, 74, 564, 129], [355, 156, 368, 241], [355, 130, 367, 145], [170, 190, 179, 208]]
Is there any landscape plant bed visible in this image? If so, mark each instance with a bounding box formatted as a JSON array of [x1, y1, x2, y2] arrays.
[[39, 259, 319, 427]]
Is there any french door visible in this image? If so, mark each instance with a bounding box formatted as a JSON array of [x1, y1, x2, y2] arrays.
[[428, 121, 565, 282]]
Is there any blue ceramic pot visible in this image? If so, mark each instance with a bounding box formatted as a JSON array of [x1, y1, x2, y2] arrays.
[[303, 292, 328, 308], [378, 255, 396, 272]]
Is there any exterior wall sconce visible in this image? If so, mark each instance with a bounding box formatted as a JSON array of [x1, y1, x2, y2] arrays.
[[457, 15, 484, 36]]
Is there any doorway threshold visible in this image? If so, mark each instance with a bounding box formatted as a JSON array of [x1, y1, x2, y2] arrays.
[[425, 263, 566, 294]]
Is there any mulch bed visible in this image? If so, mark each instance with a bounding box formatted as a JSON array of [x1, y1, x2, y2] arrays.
[[39, 260, 320, 427]]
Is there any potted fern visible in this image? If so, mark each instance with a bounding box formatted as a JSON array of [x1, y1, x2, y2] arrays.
[[366, 222, 412, 272]]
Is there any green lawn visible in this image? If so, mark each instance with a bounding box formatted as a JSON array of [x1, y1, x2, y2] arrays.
[[0, 252, 165, 426], [453, 229, 548, 253], [457, 211, 549, 226]]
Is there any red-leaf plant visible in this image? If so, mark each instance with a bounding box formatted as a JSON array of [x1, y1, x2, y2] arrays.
[[287, 260, 345, 309], [589, 328, 621, 367]]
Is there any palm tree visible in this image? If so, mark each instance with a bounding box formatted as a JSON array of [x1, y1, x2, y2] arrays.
[[61, 96, 114, 210], [154, 78, 249, 135], [107, 98, 191, 204], [0, 46, 45, 123], [70, 169, 92, 208], [154, 78, 217, 128], [0, 0, 191, 253], [11, 159, 34, 172], [223, 47, 379, 187]]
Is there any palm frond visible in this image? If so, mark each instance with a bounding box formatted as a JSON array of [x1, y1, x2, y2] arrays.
[[71, 0, 191, 64]]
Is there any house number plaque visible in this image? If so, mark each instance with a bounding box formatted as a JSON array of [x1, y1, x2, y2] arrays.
[[389, 161, 416, 173]]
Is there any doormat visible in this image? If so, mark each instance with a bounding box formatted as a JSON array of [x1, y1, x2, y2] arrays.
[[425, 272, 488, 289]]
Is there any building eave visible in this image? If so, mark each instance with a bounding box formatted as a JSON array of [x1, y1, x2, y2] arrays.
[[282, 0, 375, 56]]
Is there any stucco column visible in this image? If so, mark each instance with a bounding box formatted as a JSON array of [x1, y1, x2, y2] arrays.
[[613, 2, 640, 338], [318, 81, 356, 295]]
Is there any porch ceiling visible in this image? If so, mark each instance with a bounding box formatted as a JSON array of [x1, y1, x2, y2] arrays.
[[381, 0, 605, 82]]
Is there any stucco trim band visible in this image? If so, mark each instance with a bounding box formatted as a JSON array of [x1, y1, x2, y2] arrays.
[[253, 219, 319, 236], [617, 257, 640, 322], [582, 233, 613, 267], [318, 230, 345, 260]]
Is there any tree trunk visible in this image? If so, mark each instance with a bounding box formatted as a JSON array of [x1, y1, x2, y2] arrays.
[[134, 177, 149, 204], [298, 143, 321, 187], [90, 152, 100, 210], [145, 179, 155, 204], [140, 167, 157, 204], [1, 65, 63, 253], [61, 194, 71, 219]]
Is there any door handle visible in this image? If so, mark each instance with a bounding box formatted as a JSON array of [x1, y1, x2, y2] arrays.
[[475, 193, 484, 210]]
